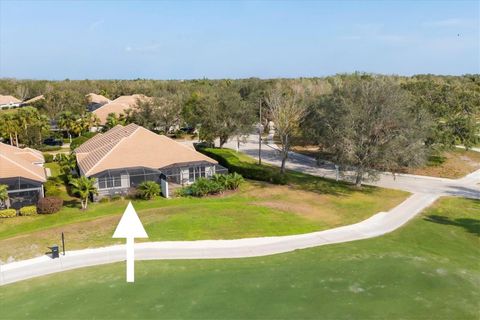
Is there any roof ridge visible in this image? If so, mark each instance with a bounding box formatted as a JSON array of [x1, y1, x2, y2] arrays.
[[84, 125, 141, 176], [0, 153, 46, 182]]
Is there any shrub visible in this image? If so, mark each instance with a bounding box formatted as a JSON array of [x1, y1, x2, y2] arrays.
[[99, 197, 110, 203], [224, 173, 244, 190], [0, 209, 16, 218], [137, 181, 161, 200], [37, 145, 62, 152], [188, 178, 224, 197], [211, 173, 244, 190], [45, 178, 63, 197], [176, 187, 192, 197], [37, 197, 63, 214], [196, 147, 287, 185], [111, 195, 123, 201], [19, 206, 37, 216], [43, 153, 54, 163]]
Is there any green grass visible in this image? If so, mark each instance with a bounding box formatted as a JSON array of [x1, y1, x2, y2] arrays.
[[0, 180, 408, 261], [1, 197, 478, 319], [44, 162, 61, 177], [0, 150, 408, 261]]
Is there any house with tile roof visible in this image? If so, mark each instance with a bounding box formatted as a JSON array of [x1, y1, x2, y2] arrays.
[[22, 95, 45, 106], [86, 93, 111, 112], [74, 123, 226, 199], [92, 94, 149, 125], [0, 143, 46, 209], [0, 95, 22, 109]]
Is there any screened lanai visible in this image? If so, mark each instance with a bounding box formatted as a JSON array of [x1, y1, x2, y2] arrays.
[[0, 177, 44, 209], [90, 162, 228, 200], [91, 167, 163, 198]]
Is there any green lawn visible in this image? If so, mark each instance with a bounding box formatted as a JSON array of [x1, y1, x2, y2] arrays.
[[1, 150, 408, 261], [0, 180, 407, 261], [1, 197, 478, 319]]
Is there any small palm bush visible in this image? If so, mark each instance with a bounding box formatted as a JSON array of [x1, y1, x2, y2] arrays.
[[179, 173, 244, 197], [189, 178, 224, 197], [137, 181, 161, 200], [224, 173, 244, 190], [69, 176, 98, 210]]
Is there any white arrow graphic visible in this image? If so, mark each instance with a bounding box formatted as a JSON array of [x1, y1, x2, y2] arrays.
[[112, 202, 148, 283]]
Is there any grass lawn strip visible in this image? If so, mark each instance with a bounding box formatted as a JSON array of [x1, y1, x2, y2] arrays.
[[0, 180, 408, 262], [0, 197, 478, 319]]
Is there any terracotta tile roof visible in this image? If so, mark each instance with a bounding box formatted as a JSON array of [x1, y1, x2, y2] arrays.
[[23, 95, 44, 104], [0, 143, 46, 182], [75, 123, 217, 177], [92, 94, 149, 125], [86, 93, 110, 105], [0, 95, 21, 105]]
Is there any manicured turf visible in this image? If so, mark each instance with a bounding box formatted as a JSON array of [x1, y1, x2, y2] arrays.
[[1, 197, 478, 319], [0, 150, 408, 261], [0, 180, 407, 261]]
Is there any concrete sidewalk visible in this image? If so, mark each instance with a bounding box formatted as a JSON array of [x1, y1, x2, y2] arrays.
[[0, 193, 439, 286]]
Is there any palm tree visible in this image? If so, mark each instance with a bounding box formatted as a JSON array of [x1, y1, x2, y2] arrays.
[[37, 114, 51, 144], [137, 181, 161, 200], [57, 112, 76, 143], [105, 113, 119, 131], [226, 173, 244, 190], [58, 153, 78, 178], [1, 114, 20, 146], [69, 176, 98, 210], [81, 112, 100, 132], [0, 184, 9, 209], [71, 117, 84, 137]]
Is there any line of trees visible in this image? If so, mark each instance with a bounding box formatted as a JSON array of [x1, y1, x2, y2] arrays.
[[1, 74, 478, 186]]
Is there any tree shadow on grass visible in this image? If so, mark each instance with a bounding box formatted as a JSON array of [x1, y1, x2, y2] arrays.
[[424, 215, 480, 237], [63, 199, 81, 209]]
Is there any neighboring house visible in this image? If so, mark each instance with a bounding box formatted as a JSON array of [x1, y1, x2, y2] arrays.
[[22, 95, 45, 106], [0, 143, 46, 209], [74, 123, 226, 200], [86, 93, 111, 112], [92, 94, 149, 125], [0, 95, 22, 109]]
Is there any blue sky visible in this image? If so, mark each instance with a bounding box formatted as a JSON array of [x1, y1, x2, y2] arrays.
[[0, 1, 478, 79]]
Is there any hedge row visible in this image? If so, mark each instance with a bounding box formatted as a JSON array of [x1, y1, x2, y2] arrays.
[[0, 209, 16, 218], [196, 147, 287, 185]]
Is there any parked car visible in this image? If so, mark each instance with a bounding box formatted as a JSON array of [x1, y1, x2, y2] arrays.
[[43, 138, 63, 146]]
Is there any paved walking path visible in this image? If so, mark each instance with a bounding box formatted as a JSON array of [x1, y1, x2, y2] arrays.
[[0, 192, 439, 286], [1, 136, 478, 286]]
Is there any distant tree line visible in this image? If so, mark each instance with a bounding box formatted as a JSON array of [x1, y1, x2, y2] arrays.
[[0, 74, 478, 186]]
